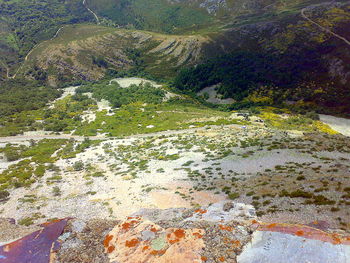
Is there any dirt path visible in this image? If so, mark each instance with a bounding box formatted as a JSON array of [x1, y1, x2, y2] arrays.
[[5, 26, 65, 79], [0, 124, 243, 143], [4, 0, 98, 79], [0, 60, 10, 79], [319, 114, 350, 136], [83, 0, 100, 24], [301, 6, 350, 47]]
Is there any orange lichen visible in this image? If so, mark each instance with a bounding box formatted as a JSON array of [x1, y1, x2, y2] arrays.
[[218, 256, 225, 262], [127, 216, 141, 220], [107, 245, 115, 253], [194, 209, 208, 214], [121, 222, 131, 230], [295, 230, 304, 236], [201, 256, 208, 261], [143, 245, 150, 251], [251, 219, 258, 224], [219, 225, 233, 232], [231, 240, 241, 247], [150, 249, 166, 256], [121, 219, 140, 231], [332, 234, 341, 245], [193, 232, 203, 239], [174, 229, 186, 239], [267, 223, 277, 228], [150, 227, 158, 232], [169, 238, 180, 245], [103, 235, 113, 248], [125, 238, 140, 248]]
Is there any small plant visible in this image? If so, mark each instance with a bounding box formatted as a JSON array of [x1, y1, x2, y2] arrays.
[[0, 190, 10, 200], [18, 217, 34, 226], [330, 207, 340, 212], [52, 186, 61, 196], [73, 161, 84, 171], [228, 192, 240, 200], [246, 191, 255, 196], [262, 200, 271, 206]]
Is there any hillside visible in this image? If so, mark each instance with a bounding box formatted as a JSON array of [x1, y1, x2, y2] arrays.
[[1, 0, 347, 115], [14, 24, 209, 86], [0, 2, 350, 262], [0, 0, 94, 79]]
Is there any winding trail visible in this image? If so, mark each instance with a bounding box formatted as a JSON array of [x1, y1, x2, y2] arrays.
[[3, 0, 99, 79], [83, 0, 100, 24], [0, 61, 10, 79], [0, 124, 243, 143], [301, 6, 350, 47], [5, 26, 65, 79]]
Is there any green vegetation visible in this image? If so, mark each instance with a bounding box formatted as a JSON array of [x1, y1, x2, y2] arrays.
[[0, 190, 9, 200], [0, 139, 67, 190], [87, 0, 212, 34], [174, 48, 350, 115], [0, 138, 97, 190], [0, 79, 60, 117], [258, 107, 338, 134], [0, 0, 92, 71], [77, 81, 165, 107]]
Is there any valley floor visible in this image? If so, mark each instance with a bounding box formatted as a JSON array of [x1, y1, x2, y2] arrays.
[[0, 122, 349, 231], [0, 78, 349, 233]]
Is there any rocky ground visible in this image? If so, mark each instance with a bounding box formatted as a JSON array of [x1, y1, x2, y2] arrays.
[[0, 78, 349, 262], [0, 201, 349, 263], [0, 120, 349, 231]]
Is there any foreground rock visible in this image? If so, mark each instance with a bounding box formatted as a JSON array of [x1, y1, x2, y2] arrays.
[[0, 202, 349, 263]]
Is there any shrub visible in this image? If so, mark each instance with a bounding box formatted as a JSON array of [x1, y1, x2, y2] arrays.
[[289, 190, 313, 198], [305, 111, 320, 120], [0, 190, 10, 200], [228, 193, 240, 200], [73, 161, 84, 171], [4, 149, 20, 162], [52, 186, 61, 196], [18, 217, 34, 226]]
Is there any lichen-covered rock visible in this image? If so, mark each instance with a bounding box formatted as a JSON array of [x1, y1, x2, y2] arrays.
[[104, 216, 205, 263], [1, 202, 349, 263], [238, 223, 350, 263]]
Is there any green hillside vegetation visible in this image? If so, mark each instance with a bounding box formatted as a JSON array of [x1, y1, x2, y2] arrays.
[[87, 0, 214, 33], [175, 3, 350, 115], [0, 79, 61, 117], [0, 0, 92, 73], [76, 81, 166, 107]]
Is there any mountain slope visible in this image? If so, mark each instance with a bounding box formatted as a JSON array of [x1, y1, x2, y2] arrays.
[[14, 24, 209, 85], [0, 0, 93, 79], [1, 0, 350, 115]]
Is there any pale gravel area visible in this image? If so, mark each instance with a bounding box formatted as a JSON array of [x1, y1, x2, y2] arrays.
[[48, 86, 78, 109], [320, 114, 350, 137], [109, 77, 179, 102], [109, 77, 162, 88], [0, 123, 326, 225], [0, 125, 276, 222], [197, 85, 235, 104]]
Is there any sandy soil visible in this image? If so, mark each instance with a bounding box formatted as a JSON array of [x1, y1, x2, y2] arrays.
[[197, 85, 235, 104], [320, 114, 350, 136], [109, 77, 162, 88]]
